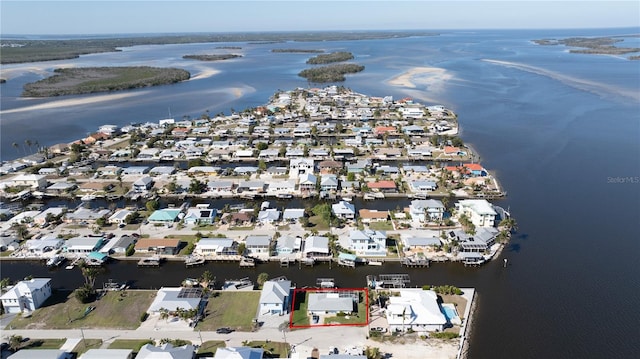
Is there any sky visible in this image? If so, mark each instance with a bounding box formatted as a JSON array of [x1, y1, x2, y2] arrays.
[[1, 0, 639, 35]]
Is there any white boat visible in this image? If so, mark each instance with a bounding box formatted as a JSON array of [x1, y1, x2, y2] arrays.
[[80, 194, 96, 201], [276, 193, 293, 199], [367, 259, 383, 266], [46, 255, 66, 267], [182, 278, 200, 287]]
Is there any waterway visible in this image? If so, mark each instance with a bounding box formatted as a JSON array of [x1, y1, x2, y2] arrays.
[[1, 28, 639, 358]]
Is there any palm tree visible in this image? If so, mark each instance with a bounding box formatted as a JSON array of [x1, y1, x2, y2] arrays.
[[12, 142, 19, 155], [200, 270, 215, 290], [8, 335, 23, 352], [79, 263, 103, 289], [24, 139, 33, 154]]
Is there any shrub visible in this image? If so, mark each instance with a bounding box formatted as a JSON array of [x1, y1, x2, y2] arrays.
[[140, 312, 148, 322], [125, 243, 135, 257], [431, 332, 459, 339], [422, 285, 431, 290], [75, 284, 96, 303]]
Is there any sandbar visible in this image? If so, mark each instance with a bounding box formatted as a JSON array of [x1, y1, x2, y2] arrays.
[[189, 67, 221, 81], [0, 91, 148, 115], [386, 66, 453, 89]]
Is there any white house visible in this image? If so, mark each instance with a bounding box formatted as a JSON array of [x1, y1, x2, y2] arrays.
[[348, 229, 387, 256], [183, 205, 217, 225], [25, 238, 64, 255], [132, 177, 154, 192], [213, 347, 263, 359], [332, 200, 356, 220], [0, 278, 52, 313], [147, 287, 202, 313], [456, 199, 497, 227], [80, 349, 133, 359], [137, 343, 195, 359], [258, 279, 292, 315], [307, 292, 354, 315], [108, 209, 133, 226], [194, 238, 238, 256], [9, 174, 47, 190], [275, 235, 301, 255], [385, 289, 447, 333], [303, 236, 330, 258], [409, 199, 445, 223], [289, 158, 314, 179], [245, 235, 272, 255], [257, 209, 281, 224]]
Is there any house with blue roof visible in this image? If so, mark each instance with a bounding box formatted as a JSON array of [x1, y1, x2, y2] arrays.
[[148, 208, 182, 223], [348, 229, 387, 257]]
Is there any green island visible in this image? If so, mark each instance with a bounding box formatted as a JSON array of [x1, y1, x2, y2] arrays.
[[298, 63, 365, 82], [182, 54, 242, 61], [306, 51, 354, 64], [533, 36, 640, 59], [0, 31, 436, 64], [22, 66, 190, 97], [272, 48, 324, 53]]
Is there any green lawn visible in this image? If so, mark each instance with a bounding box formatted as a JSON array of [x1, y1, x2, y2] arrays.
[[72, 339, 103, 355], [196, 341, 226, 358], [368, 221, 394, 231], [308, 215, 330, 230], [9, 290, 154, 329], [20, 339, 66, 350], [323, 300, 368, 325], [245, 341, 290, 358], [108, 339, 154, 353], [229, 225, 255, 231], [290, 291, 310, 327], [197, 291, 260, 331]]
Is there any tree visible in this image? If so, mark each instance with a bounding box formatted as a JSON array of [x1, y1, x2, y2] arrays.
[[365, 346, 382, 359], [165, 180, 178, 194], [11, 223, 29, 240], [237, 242, 246, 256], [256, 142, 269, 151], [347, 172, 356, 181], [146, 199, 160, 212], [79, 263, 103, 289], [0, 278, 10, 292], [25, 139, 33, 154], [125, 211, 140, 224], [257, 273, 269, 288], [189, 178, 206, 194], [12, 142, 19, 155], [200, 270, 215, 289], [8, 335, 23, 352], [95, 216, 108, 227]]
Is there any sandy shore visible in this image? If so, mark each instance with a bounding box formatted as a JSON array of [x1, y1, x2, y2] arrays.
[[189, 67, 220, 81], [0, 91, 149, 115], [387, 66, 453, 89]]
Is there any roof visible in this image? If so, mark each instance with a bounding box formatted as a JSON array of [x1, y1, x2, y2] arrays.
[[458, 199, 497, 215], [464, 163, 485, 171], [402, 236, 442, 247], [1, 278, 51, 301], [259, 279, 291, 304], [147, 288, 201, 312], [65, 236, 103, 249], [332, 201, 355, 214], [308, 292, 353, 313], [213, 347, 264, 359], [338, 252, 357, 261], [304, 236, 329, 254], [258, 209, 281, 222], [135, 238, 182, 250], [282, 208, 305, 219], [196, 238, 235, 249], [80, 349, 134, 359], [148, 209, 181, 222], [411, 199, 445, 210], [367, 180, 396, 189], [245, 235, 271, 246], [386, 289, 447, 327], [358, 209, 389, 220], [7, 350, 65, 359]]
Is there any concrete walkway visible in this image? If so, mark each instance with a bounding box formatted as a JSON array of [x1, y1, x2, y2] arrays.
[[59, 338, 82, 352]]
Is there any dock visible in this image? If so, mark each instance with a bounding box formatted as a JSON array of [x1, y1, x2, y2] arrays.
[[279, 257, 291, 267], [401, 256, 429, 267], [239, 257, 256, 268], [185, 256, 206, 267], [138, 256, 162, 267], [316, 278, 335, 288], [367, 274, 411, 289]]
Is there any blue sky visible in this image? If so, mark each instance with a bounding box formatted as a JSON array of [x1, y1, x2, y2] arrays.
[[1, 1, 639, 35]]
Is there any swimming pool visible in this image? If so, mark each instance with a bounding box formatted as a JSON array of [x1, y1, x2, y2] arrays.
[[440, 304, 461, 324]]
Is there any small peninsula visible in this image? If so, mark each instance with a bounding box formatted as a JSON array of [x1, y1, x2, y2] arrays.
[[22, 66, 190, 97], [298, 63, 365, 82], [182, 54, 242, 61], [306, 51, 355, 64], [533, 36, 640, 59]]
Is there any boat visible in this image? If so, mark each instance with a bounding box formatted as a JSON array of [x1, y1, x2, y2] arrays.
[[222, 277, 254, 291], [85, 251, 109, 266], [185, 256, 206, 267], [367, 259, 384, 266], [276, 193, 293, 199], [46, 255, 66, 267], [239, 256, 256, 267], [138, 256, 162, 267], [182, 278, 200, 287], [80, 194, 96, 201]]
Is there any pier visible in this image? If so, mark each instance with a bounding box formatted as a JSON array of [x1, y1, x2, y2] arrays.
[[401, 256, 429, 268], [138, 256, 162, 267]]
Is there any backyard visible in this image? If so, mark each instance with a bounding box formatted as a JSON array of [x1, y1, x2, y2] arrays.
[[196, 291, 260, 331]]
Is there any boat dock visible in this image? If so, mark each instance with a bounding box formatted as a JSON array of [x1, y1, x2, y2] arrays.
[[239, 257, 256, 268], [185, 256, 206, 267], [367, 274, 411, 289], [138, 256, 162, 267], [401, 256, 429, 267]]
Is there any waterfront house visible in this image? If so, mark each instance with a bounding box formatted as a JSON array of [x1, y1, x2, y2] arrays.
[[46, 181, 76, 194], [259, 278, 292, 315], [309, 148, 330, 159], [100, 235, 136, 255], [188, 166, 221, 175], [444, 146, 467, 156], [385, 289, 447, 333], [0, 278, 52, 314], [407, 148, 433, 159], [282, 208, 305, 222], [303, 236, 330, 258], [183, 204, 217, 225], [307, 292, 354, 316], [234, 167, 259, 176], [194, 238, 238, 256], [0, 237, 20, 252], [334, 148, 355, 160], [366, 180, 397, 193], [148, 208, 182, 224], [451, 227, 499, 253], [401, 233, 442, 252], [348, 229, 387, 257], [132, 176, 154, 192], [346, 159, 371, 173], [65, 208, 111, 224], [320, 175, 339, 191], [409, 199, 446, 223], [258, 149, 280, 160], [332, 200, 356, 220], [245, 235, 272, 255], [266, 179, 296, 194], [359, 209, 389, 223], [149, 166, 176, 176], [122, 166, 149, 175], [234, 149, 255, 158], [108, 209, 132, 226], [237, 180, 266, 193], [147, 288, 202, 314], [221, 212, 254, 226], [213, 347, 263, 359], [265, 166, 288, 176], [134, 238, 183, 255], [8, 350, 66, 359], [275, 235, 301, 255], [375, 148, 402, 159], [33, 207, 66, 226], [403, 124, 425, 135], [456, 199, 497, 227], [408, 180, 438, 192], [318, 160, 343, 174], [25, 238, 64, 255], [298, 173, 317, 192], [257, 209, 281, 224], [463, 163, 488, 177], [289, 158, 314, 178], [64, 236, 105, 254], [207, 180, 234, 193], [9, 174, 47, 190]]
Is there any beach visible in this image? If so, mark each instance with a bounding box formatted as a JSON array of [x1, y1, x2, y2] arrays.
[[0, 91, 150, 115]]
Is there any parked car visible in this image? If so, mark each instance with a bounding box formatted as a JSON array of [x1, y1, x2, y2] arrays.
[[216, 327, 234, 334], [371, 327, 387, 333]]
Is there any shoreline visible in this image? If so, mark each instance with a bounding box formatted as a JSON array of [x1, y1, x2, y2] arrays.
[[457, 288, 477, 359], [0, 92, 150, 115], [386, 66, 453, 89]]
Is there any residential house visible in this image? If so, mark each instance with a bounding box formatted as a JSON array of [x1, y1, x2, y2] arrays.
[[407, 148, 433, 159], [149, 166, 176, 176], [194, 238, 238, 256], [0, 237, 20, 252], [456, 199, 497, 227], [332, 200, 356, 220], [148, 208, 182, 224], [358, 209, 389, 223], [259, 279, 292, 315], [222, 212, 254, 226], [46, 181, 76, 194], [282, 208, 305, 222], [275, 235, 301, 255], [9, 174, 47, 190], [24, 238, 64, 255], [346, 159, 370, 174], [207, 180, 234, 193], [237, 180, 266, 193], [147, 287, 202, 314], [307, 292, 354, 315], [99, 235, 136, 255], [257, 209, 281, 224], [348, 229, 387, 256], [80, 349, 133, 359], [108, 209, 133, 226], [33, 207, 65, 226], [403, 125, 425, 135], [320, 175, 339, 191], [443, 146, 466, 156], [133, 177, 154, 192], [183, 205, 217, 225], [64, 236, 105, 254], [318, 160, 343, 174], [289, 158, 314, 179], [400, 233, 442, 252], [134, 238, 183, 255], [385, 289, 447, 333], [451, 227, 499, 253], [258, 149, 280, 160], [0, 278, 52, 313], [303, 236, 330, 258], [245, 235, 272, 255], [409, 180, 437, 192], [366, 180, 397, 193], [265, 166, 288, 176], [409, 199, 446, 223], [298, 173, 317, 192], [463, 163, 488, 177], [213, 347, 263, 359], [122, 166, 149, 175]]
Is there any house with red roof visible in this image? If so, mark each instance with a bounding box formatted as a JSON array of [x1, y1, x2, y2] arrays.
[[463, 163, 487, 177], [443, 146, 467, 156], [367, 180, 397, 193], [374, 126, 396, 136]]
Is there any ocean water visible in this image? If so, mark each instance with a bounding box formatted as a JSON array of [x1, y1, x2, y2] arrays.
[[1, 28, 639, 358]]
